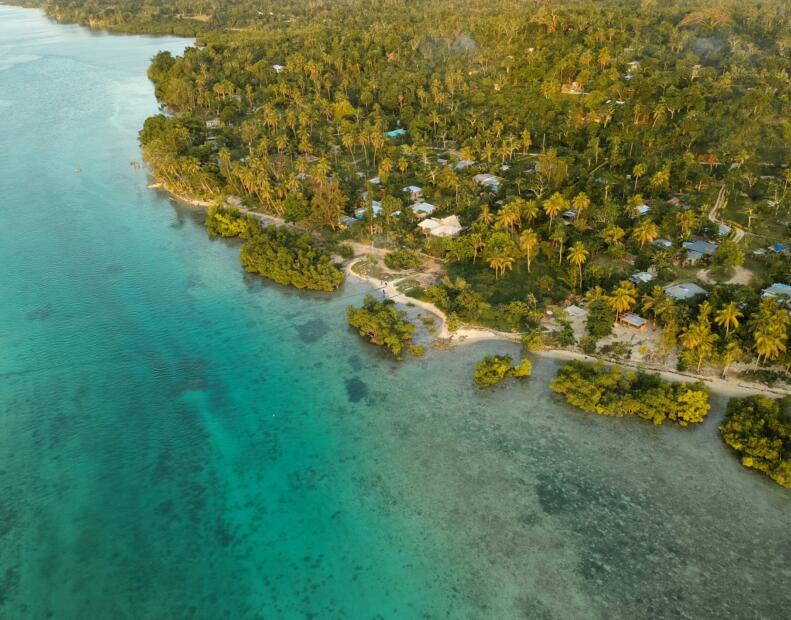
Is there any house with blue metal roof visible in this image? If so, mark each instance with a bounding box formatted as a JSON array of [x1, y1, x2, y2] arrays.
[[665, 282, 708, 301], [762, 283, 791, 302]]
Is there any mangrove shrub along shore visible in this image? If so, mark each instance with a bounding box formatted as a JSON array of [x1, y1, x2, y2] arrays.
[[240, 226, 344, 291], [550, 360, 710, 426], [347, 295, 416, 359], [383, 249, 424, 271], [720, 396, 791, 488], [474, 354, 532, 388], [205, 206, 344, 291], [205, 204, 257, 239]]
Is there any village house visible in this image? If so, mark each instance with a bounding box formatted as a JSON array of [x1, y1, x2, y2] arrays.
[[682, 240, 719, 264], [472, 174, 503, 192], [418, 215, 463, 238], [618, 313, 647, 330], [385, 128, 408, 139], [410, 202, 436, 217], [354, 200, 382, 219], [762, 283, 791, 306], [629, 271, 655, 286], [206, 118, 221, 129], [402, 185, 423, 201], [561, 209, 577, 224], [665, 282, 708, 302], [272, 64, 285, 73], [454, 160, 475, 171]]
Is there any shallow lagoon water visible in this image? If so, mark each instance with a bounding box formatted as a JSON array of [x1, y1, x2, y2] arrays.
[[0, 6, 789, 619]]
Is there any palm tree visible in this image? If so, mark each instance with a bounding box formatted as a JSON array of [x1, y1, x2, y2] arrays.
[[721, 341, 742, 378], [315, 157, 331, 181], [379, 157, 393, 179], [608, 281, 638, 320], [469, 233, 486, 264], [632, 219, 659, 248], [567, 241, 589, 289], [681, 321, 718, 372], [676, 210, 697, 239], [649, 166, 670, 193], [715, 302, 743, 337], [519, 229, 539, 273], [543, 192, 567, 229], [550, 224, 566, 264], [632, 163, 647, 191], [522, 199, 540, 224], [641, 286, 666, 327], [753, 328, 786, 365], [496, 202, 522, 234], [478, 205, 494, 226], [585, 286, 607, 302], [571, 192, 590, 227], [750, 298, 789, 365], [601, 224, 625, 247], [488, 254, 515, 279]]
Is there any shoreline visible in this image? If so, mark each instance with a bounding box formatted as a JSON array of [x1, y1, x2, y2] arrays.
[[159, 182, 789, 400], [346, 259, 790, 399]]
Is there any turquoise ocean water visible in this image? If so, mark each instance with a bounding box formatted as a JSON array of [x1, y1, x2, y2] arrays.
[[0, 6, 789, 619]]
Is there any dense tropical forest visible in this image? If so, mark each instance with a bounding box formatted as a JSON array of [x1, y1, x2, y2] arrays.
[[14, 0, 791, 485], [100, 0, 791, 381]]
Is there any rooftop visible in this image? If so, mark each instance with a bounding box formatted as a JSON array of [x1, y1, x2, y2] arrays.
[[354, 201, 382, 219], [683, 240, 719, 256], [630, 271, 655, 285], [472, 174, 503, 190], [418, 215, 462, 238], [665, 282, 708, 301], [620, 313, 647, 328], [411, 202, 436, 216], [762, 283, 791, 300]]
